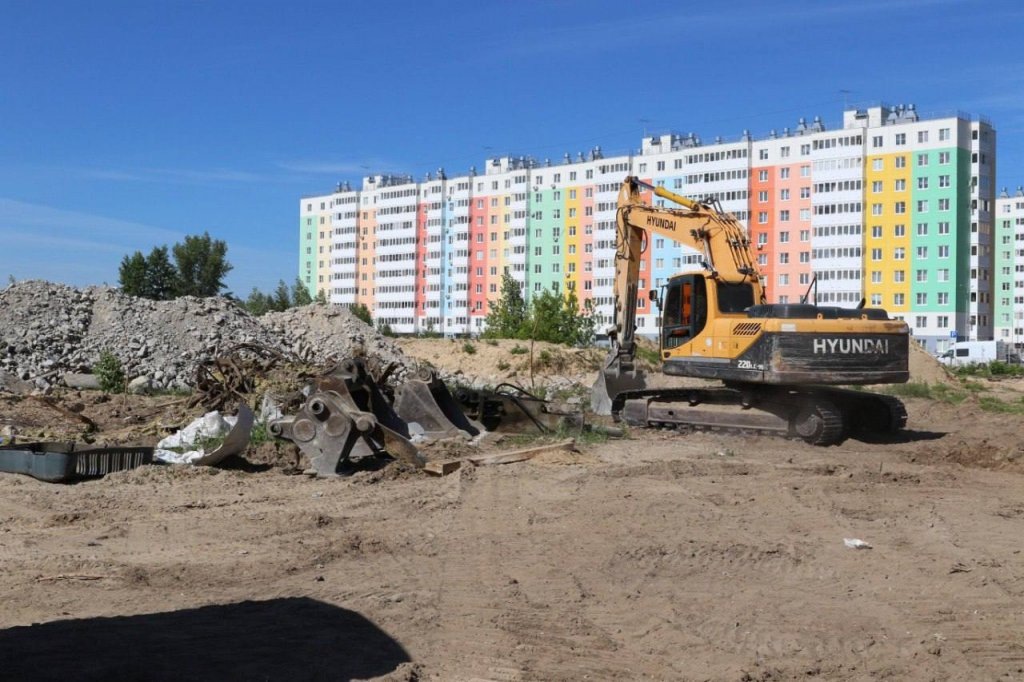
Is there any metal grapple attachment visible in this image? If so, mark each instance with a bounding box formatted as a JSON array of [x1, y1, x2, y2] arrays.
[[269, 359, 425, 477]]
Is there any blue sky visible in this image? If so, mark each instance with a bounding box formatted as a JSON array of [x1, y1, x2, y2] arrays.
[[2, 0, 1022, 296]]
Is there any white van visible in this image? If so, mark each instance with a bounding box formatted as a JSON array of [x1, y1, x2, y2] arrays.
[[937, 340, 1011, 366]]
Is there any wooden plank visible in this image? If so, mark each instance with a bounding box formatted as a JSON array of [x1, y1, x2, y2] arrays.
[[423, 459, 462, 476], [466, 439, 577, 467]]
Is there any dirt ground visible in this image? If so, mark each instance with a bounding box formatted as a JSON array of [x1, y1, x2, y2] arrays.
[[2, 344, 1024, 681]]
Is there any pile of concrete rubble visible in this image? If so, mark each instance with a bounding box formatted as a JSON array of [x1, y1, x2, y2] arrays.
[[0, 280, 410, 393]]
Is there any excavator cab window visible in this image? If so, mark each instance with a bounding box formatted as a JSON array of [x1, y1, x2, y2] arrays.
[[661, 275, 707, 350], [716, 281, 755, 313]]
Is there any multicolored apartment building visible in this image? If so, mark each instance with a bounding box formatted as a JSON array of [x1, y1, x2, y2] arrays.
[[996, 186, 1024, 345], [300, 104, 996, 353]]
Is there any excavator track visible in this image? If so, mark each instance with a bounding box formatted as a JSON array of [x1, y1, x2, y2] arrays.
[[610, 385, 905, 446]]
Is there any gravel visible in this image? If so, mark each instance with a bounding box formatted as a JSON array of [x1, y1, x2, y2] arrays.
[[0, 280, 411, 393]]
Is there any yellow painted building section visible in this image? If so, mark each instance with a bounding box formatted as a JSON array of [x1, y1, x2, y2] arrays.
[[316, 209, 332, 299], [564, 185, 581, 294], [865, 152, 911, 314], [358, 208, 377, 310]]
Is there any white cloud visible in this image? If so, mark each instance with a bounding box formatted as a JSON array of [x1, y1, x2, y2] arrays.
[[0, 198, 183, 286]]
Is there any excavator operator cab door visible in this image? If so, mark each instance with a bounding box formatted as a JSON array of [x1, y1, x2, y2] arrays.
[[660, 274, 707, 352]]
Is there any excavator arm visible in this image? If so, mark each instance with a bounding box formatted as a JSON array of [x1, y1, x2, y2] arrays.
[[593, 176, 764, 412], [610, 176, 764, 354]]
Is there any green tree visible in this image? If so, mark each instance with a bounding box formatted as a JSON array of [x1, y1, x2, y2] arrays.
[[172, 232, 232, 297], [272, 279, 291, 312], [145, 245, 177, 300], [482, 272, 528, 339], [292, 277, 313, 306], [315, 289, 328, 305], [118, 251, 148, 298], [350, 303, 373, 325], [243, 286, 272, 316]]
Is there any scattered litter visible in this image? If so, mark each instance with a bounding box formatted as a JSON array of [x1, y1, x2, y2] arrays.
[[843, 538, 873, 550], [949, 562, 972, 574], [154, 403, 254, 465]]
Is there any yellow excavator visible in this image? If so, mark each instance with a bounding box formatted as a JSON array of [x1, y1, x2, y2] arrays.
[[592, 176, 909, 445]]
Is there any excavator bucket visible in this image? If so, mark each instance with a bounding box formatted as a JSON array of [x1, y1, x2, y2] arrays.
[[394, 367, 483, 439], [591, 352, 647, 416], [269, 359, 425, 477]]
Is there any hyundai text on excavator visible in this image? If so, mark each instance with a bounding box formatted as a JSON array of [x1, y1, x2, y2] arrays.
[[591, 176, 910, 445]]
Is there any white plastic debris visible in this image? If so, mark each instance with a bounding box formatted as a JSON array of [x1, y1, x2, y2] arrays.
[[155, 404, 254, 465], [843, 538, 873, 550]]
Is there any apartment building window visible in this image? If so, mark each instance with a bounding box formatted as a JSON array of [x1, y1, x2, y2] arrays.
[[872, 181, 883, 193], [780, 189, 790, 200], [893, 293, 905, 306], [916, 269, 928, 282], [895, 133, 906, 145], [917, 153, 929, 167], [894, 247, 906, 260], [758, 254, 768, 266], [799, 251, 810, 263], [800, 165, 810, 177], [758, 170, 768, 181], [939, 175, 950, 187], [938, 221, 950, 235], [895, 201, 906, 214], [656, 161, 665, 171], [778, 273, 789, 286], [917, 200, 929, 212], [799, 273, 810, 284], [757, 232, 768, 246], [938, 245, 950, 258], [895, 156, 906, 168], [938, 268, 949, 282], [938, 292, 949, 305], [871, 294, 882, 306], [780, 146, 790, 158], [916, 293, 928, 306], [872, 203, 883, 216], [871, 271, 882, 283], [800, 144, 810, 155], [800, 187, 810, 199], [799, 209, 810, 221], [872, 226, 883, 238], [917, 246, 928, 259], [780, 168, 790, 179], [871, 248, 882, 261], [779, 231, 790, 243], [939, 128, 950, 141], [939, 151, 950, 164], [758, 211, 768, 224], [758, 191, 768, 203], [894, 270, 905, 283], [939, 198, 950, 211], [779, 253, 789, 264], [918, 131, 929, 143], [894, 224, 906, 237], [759, 150, 768, 160], [779, 210, 790, 221], [895, 179, 906, 192], [872, 158, 884, 171], [799, 229, 810, 241], [872, 135, 883, 148], [918, 177, 929, 190]]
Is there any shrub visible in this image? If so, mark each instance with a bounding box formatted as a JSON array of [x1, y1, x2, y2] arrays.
[[509, 344, 528, 355], [93, 351, 126, 393], [462, 342, 477, 355]]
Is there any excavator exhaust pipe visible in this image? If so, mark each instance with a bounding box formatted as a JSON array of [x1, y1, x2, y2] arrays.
[[591, 352, 647, 416]]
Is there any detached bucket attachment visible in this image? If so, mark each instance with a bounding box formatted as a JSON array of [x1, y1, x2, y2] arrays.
[[394, 367, 483, 439], [591, 351, 647, 416], [270, 359, 424, 477]]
